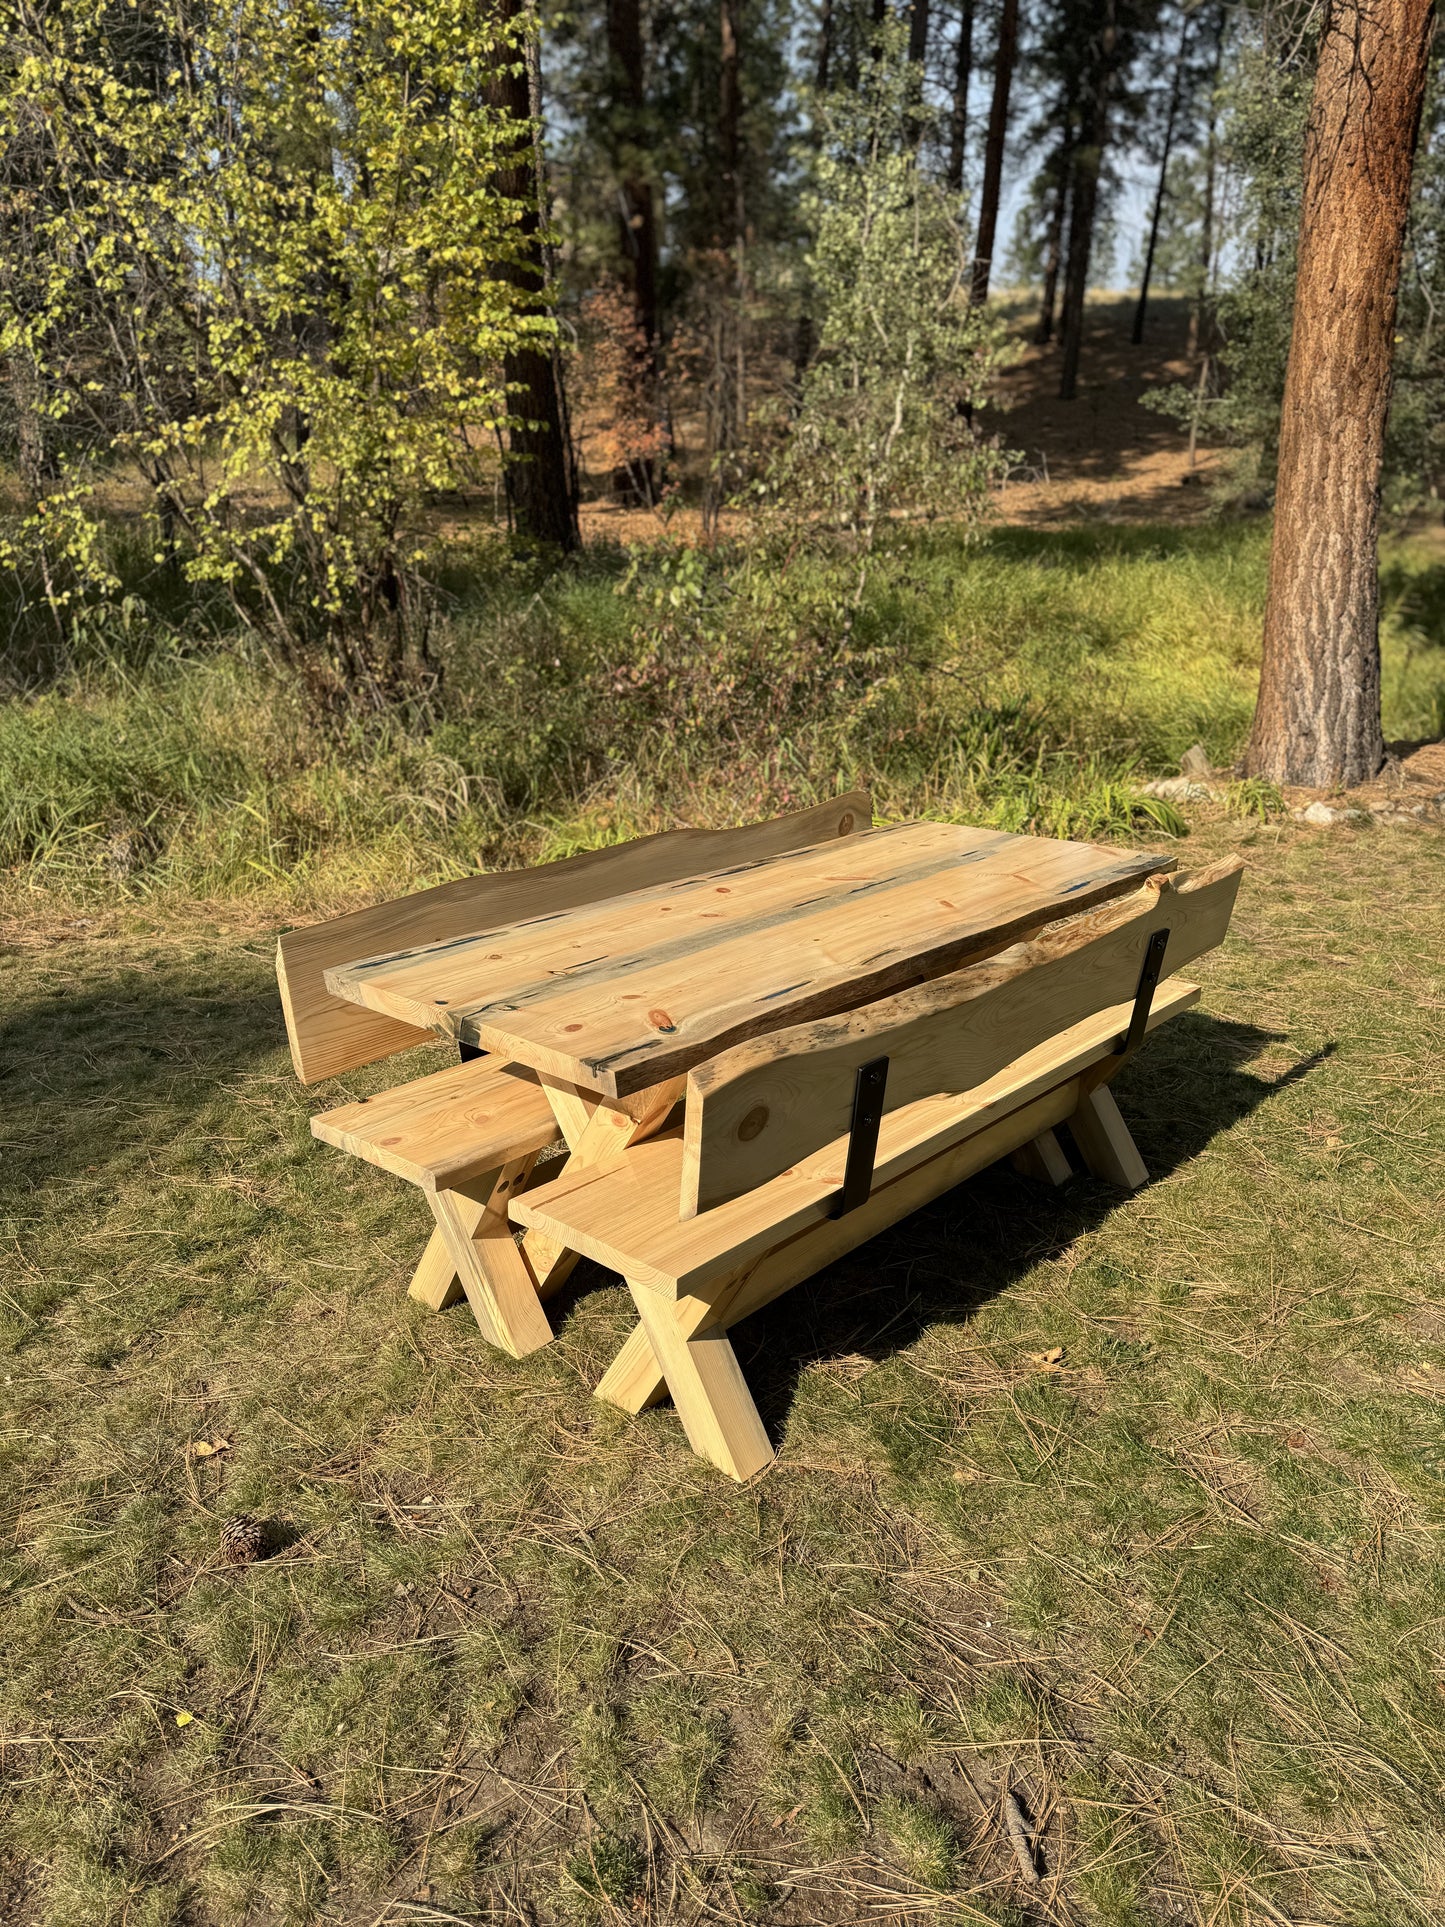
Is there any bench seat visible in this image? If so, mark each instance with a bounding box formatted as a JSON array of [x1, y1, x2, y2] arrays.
[[509, 978, 1198, 1297], [310, 1056, 561, 1194]]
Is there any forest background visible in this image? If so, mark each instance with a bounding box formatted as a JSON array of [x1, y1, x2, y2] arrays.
[[3, 0, 1445, 901]]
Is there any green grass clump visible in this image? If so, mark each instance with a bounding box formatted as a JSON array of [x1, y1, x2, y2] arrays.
[[7, 518, 1441, 910]]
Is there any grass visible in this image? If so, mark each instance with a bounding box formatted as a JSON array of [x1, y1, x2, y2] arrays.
[[2, 517, 1445, 1923], [3, 790, 1445, 1925], [4, 520, 1444, 914]]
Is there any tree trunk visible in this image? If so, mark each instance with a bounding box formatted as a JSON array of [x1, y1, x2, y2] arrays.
[[816, 0, 834, 92], [1243, 0, 1434, 789], [907, 0, 929, 64], [607, 0, 658, 354], [1131, 14, 1189, 346], [8, 348, 54, 494], [969, 0, 1018, 304], [1058, 0, 1118, 401], [1188, 2, 1226, 359], [720, 0, 746, 443], [492, 0, 579, 550], [1034, 142, 1072, 344], [905, 0, 930, 140], [945, 0, 975, 193]]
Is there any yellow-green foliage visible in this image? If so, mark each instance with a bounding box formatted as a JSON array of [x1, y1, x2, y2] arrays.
[[3, 521, 1445, 910], [1, 0, 548, 688]]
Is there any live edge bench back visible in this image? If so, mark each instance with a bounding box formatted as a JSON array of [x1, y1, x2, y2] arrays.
[[681, 856, 1244, 1215], [276, 792, 872, 1085]]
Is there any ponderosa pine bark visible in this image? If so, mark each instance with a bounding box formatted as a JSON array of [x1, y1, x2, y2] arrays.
[[946, 0, 975, 192], [492, 0, 579, 551], [1034, 142, 1072, 343], [970, 0, 1018, 303], [1244, 0, 1435, 788]]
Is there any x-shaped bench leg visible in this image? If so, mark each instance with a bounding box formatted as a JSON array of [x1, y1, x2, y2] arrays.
[[520, 1075, 686, 1296], [425, 1154, 552, 1357], [624, 1279, 774, 1482], [1069, 1083, 1148, 1189], [408, 1227, 465, 1311], [594, 1075, 1153, 1473]]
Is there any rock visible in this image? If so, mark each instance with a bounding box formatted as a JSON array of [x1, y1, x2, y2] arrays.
[[1179, 743, 1214, 781], [1140, 776, 1218, 801], [1295, 800, 1371, 827]]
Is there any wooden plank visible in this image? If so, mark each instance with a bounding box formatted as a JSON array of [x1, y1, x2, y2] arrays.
[[1010, 1129, 1072, 1187], [279, 791, 871, 1084], [627, 1282, 775, 1481], [408, 1224, 464, 1310], [681, 856, 1241, 1213], [522, 1076, 686, 1297], [1069, 1085, 1149, 1190], [538, 1073, 599, 1154], [597, 1074, 1096, 1419], [310, 1057, 560, 1193], [329, 824, 1169, 1097], [432, 1158, 551, 1356], [512, 978, 1200, 1298]]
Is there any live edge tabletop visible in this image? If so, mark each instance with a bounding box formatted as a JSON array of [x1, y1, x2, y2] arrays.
[[325, 823, 1171, 1100]]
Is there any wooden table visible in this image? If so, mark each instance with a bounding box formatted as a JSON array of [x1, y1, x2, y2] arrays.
[[326, 822, 1167, 1294]]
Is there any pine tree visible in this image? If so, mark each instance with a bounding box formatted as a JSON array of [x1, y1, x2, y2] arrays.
[[1245, 0, 1435, 787]]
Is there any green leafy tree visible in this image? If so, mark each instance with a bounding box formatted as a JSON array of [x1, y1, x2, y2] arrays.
[[1, 0, 564, 709], [751, 28, 1011, 581]]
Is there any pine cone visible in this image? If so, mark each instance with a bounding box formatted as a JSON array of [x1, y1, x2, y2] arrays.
[[219, 1513, 265, 1566]]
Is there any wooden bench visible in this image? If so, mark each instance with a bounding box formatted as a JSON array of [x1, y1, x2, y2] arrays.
[[285, 793, 872, 1352], [510, 856, 1244, 1477]]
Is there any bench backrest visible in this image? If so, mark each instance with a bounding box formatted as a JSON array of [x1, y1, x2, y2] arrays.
[[277, 792, 872, 1084], [681, 855, 1243, 1214]]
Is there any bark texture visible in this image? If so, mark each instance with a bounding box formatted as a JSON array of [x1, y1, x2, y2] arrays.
[[1244, 0, 1434, 787], [946, 0, 975, 193], [970, 0, 1018, 304], [491, 0, 579, 551]]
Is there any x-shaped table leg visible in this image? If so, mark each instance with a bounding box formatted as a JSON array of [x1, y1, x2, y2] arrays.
[[519, 1073, 686, 1296]]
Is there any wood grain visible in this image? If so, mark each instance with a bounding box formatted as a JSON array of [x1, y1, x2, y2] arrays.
[[278, 791, 871, 1084], [432, 1158, 552, 1357], [309, 1055, 560, 1194], [627, 1282, 776, 1480], [680, 857, 1241, 1213], [595, 1074, 1098, 1422], [1069, 1084, 1149, 1189], [328, 823, 1169, 1097], [510, 977, 1200, 1297], [521, 1075, 686, 1298]]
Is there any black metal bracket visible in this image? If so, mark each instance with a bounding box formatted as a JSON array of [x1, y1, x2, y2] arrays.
[[1114, 927, 1170, 1060], [831, 1056, 890, 1218], [458, 1039, 484, 1064]]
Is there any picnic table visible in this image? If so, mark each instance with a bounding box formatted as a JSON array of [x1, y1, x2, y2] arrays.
[[287, 800, 1241, 1479]]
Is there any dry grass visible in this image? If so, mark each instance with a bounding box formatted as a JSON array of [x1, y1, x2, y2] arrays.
[[2, 810, 1443, 1926]]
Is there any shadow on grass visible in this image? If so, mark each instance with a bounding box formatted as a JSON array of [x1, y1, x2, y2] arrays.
[[0, 945, 289, 1202], [720, 1011, 1334, 1441]]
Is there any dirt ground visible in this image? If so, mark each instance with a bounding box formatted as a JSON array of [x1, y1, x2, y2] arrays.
[[981, 293, 1225, 526], [576, 292, 1224, 546]]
